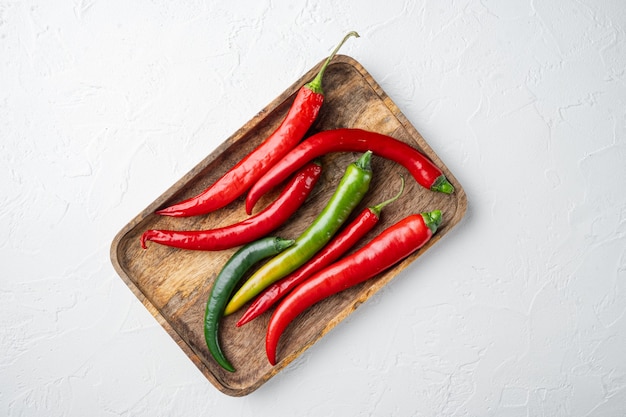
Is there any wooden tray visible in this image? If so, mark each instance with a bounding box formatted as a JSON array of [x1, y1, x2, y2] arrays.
[[110, 55, 467, 396]]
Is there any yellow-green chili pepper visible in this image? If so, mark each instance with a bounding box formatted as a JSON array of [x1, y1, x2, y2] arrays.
[[224, 151, 374, 315]]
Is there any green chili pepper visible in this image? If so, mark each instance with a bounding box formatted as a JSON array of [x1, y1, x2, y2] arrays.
[[204, 236, 295, 372], [224, 151, 374, 316]]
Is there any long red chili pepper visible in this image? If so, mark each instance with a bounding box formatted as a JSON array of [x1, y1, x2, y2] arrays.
[[156, 32, 359, 217], [236, 177, 405, 327], [265, 210, 442, 365], [141, 161, 322, 251], [245, 128, 454, 214]]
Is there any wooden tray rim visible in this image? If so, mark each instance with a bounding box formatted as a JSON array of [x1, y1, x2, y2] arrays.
[[110, 55, 468, 396]]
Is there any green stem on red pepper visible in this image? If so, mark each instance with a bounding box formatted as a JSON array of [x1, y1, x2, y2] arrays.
[[305, 31, 359, 95], [265, 210, 442, 365], [224, 151, 374, 316]]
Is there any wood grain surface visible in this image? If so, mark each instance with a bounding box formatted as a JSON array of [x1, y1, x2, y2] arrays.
[[110, 55, 467, 396]]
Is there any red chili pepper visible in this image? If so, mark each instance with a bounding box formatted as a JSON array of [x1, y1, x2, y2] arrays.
[[245, 128, 454, 214], [236, 177, 405, 327], [265, 210, 442, 366], [156, 32, 359, 217], [141, 162, 322, 251]]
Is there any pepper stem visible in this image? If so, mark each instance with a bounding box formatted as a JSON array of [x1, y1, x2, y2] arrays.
[[431, 175, 455, 194], [422, 210, 443, 234], [274, 238, 295, 252], [370, 176, 405, 217], [354, 150, 373, 171], [305, 31, 360, 94]]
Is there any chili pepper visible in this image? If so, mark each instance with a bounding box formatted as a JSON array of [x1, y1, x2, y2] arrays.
[[204, 236, 294, 372], [265, 210, 442, 365], [156, 32, 359, 217], [141, 161, 322, 251], [223, 151, 374, 316], [236, 176, 405, 327], [245, 128, 454, 214]]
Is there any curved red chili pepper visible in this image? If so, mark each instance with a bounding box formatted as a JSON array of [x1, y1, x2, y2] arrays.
[[141, 162, 322, 251], [245, 128, 454, 214], [156, 32, 359, 217], [236, 177, 405, 327], [265, 210, 442, 366]]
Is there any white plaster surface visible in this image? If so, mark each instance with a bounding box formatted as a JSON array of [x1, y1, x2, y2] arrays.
[[2, 0, 625, 415]]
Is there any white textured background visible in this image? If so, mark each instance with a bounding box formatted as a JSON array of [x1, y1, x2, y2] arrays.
[[2, 0, 625, 415]]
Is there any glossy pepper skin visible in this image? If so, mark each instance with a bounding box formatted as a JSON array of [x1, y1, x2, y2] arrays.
[[223, 151, 374, 316], [245, 128, 454, 214], [236, 177, 405, 327], [204, 236, 294, 372], [140, 161, 322, 251], [156, 32, 359, 217], [265, 210, 442, 366]]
